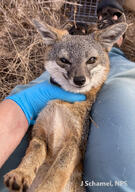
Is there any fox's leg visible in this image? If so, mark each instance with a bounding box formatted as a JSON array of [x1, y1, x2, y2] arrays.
[[34, 139, 80, 192], [4, 122, 47, 192]]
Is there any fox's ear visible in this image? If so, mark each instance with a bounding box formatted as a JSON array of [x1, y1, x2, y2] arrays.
[[94, 22, 128, 51], [33, 20, 69, 45]]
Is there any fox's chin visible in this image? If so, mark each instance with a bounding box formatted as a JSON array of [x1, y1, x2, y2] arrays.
[[60, 82, 92, 93], [68, 82, 89, 89], [68, 84, 90, 93]]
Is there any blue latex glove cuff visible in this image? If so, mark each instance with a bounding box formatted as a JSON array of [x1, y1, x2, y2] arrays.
[[6, 82, 86, 125]]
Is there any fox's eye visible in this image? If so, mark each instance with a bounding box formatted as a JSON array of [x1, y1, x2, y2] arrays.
[[60, 58, 71, 65], [86, 57, 97, 64]]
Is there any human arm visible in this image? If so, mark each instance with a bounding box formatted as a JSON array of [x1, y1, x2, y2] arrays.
[[0, 81, 86, 168], [0, 99, 28, 168]]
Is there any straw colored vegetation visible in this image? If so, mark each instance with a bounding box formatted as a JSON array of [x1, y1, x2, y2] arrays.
[[0, 0, 67, 100], [0, 0, 135, 100], [121, 8, 135, 62]]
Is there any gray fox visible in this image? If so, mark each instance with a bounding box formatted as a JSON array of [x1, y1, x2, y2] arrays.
[[4, 20, 127, 192]]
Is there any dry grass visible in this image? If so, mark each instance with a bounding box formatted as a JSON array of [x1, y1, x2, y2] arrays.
[[0, 1, 135, 100], [0, 0, 68, 100], [121, 8, 135, 62]]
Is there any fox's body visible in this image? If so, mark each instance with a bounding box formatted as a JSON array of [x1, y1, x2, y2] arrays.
[[4, 21, 127, 192]]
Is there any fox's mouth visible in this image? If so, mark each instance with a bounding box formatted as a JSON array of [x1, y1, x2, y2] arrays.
[[69, 82, 89, 89], [63, 73, 68, 80], [50, 77, 61, 87], [73, 84, 87, 88]]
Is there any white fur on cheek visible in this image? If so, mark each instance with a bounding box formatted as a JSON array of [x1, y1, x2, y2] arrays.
[[90, 65, 106, 88], [45, 61, 106, 93], [45, 61, 77, 92]]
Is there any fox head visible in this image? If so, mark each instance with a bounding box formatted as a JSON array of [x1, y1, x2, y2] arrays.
[[33, 20, 127, 93]]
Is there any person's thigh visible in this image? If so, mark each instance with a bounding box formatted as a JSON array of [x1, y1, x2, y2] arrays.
[[83, 73, 135, 192]]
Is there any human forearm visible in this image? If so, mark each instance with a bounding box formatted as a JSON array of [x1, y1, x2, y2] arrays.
[[0, 82, 85, 168], [0, 99, 28, 168]]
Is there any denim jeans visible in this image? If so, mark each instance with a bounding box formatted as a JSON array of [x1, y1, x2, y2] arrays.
[[83, 48, 135, 192], [0, 48, 135, 192]]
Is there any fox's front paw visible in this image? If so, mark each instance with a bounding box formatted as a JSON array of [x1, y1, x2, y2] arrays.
[[4, 169, 34, 192]]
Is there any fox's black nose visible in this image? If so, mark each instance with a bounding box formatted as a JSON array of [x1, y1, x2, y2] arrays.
[[73, 76, 86, 86]]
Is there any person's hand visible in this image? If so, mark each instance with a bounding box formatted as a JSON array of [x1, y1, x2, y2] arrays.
[[6, 81, 86, 125]]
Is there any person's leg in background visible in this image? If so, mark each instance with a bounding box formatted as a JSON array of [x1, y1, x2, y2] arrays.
[[124, 0, 135, 11], [83, 47, 135, 192], [83, 1, 135, 191]]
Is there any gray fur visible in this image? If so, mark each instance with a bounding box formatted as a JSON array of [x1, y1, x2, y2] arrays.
[[34, 21, 127, 93]]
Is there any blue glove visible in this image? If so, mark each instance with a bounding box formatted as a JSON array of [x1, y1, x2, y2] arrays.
[[6, 81, 86, 125]]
